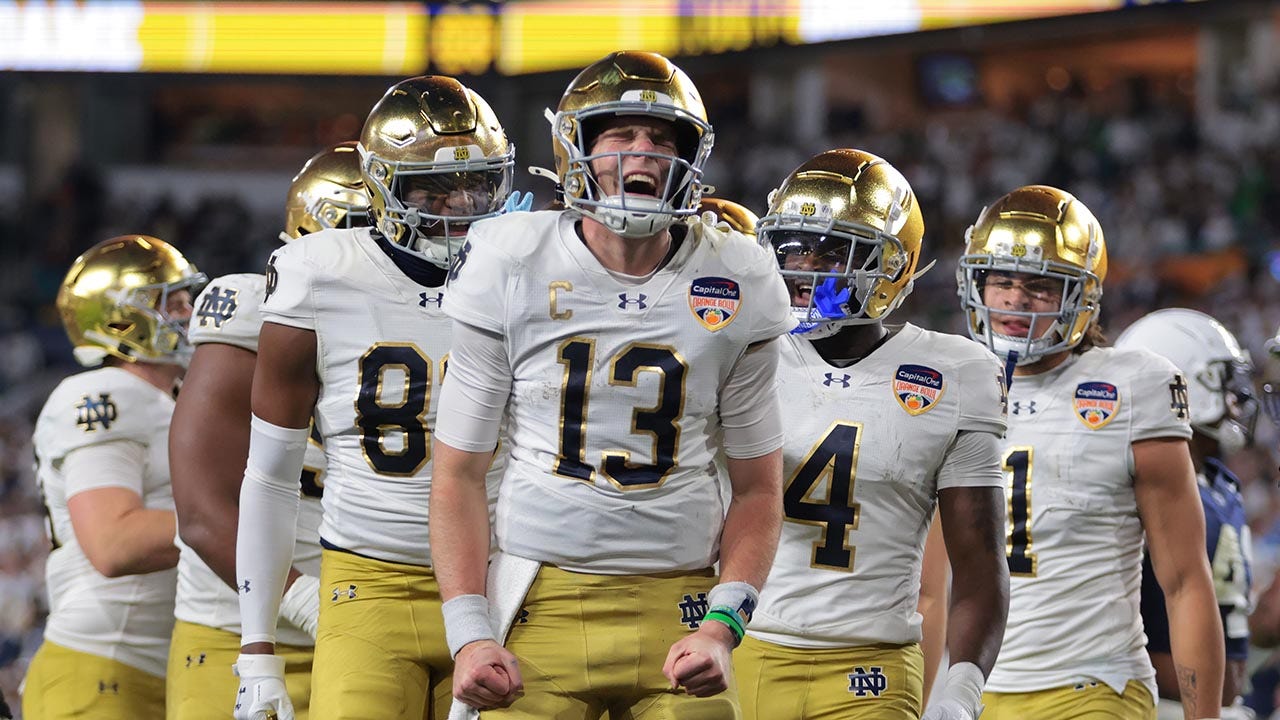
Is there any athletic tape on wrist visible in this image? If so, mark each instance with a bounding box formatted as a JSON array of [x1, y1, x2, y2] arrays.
[[706, 581, 760, 624]]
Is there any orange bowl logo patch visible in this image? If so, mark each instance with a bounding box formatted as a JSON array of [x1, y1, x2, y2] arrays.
[[1073, 381, 1119, 430], [689, 277, 740, 331], [893, 364, 944, 415]]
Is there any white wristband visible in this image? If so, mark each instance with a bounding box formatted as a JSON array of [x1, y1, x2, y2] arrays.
[[442, 594, 496, 659], [941, 662, 985, 717], [707, 581, 761, 620], [278, 574, 320, 640], [234, 653, 286, 678]]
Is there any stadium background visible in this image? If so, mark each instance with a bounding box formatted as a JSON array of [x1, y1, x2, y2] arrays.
[[2, 0, 1279, 715]]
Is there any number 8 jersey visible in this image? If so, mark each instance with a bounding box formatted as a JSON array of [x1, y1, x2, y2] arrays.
[[986, 345, 1192, 697], [261, 227, 503, 566]]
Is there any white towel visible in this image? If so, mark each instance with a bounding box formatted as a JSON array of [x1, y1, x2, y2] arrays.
[[446, 553, 542, 720]]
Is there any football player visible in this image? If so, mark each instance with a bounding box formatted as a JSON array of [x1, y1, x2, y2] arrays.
[[25, 235, 204, 719], [430, 50, 794, 719], [232, 76, 513, 720], [1116, 309, 1257, 720], [734, 149, 1009, 720], [166, 142, 369, 720], [956, 186, 1225, 719]]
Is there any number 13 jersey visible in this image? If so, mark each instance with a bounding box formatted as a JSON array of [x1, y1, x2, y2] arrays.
[[986, 346, 1192, 696], [262, 227, 503, 566], [749, 326, 1007, 649], [443, 210, 795, 574]]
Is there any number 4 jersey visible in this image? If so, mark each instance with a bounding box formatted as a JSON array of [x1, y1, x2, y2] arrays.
[[442, 210, 795, 574], [262, 228, 503, 566], [986, 345, 1192, 697], [748, 326, 1007, 649]]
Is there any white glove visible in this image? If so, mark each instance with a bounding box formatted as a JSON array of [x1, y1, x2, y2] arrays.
[[233, 654, 294, 720], [922, 662, 985, 720], [278, 574, 320, 640], [922, 698, 977, 720]]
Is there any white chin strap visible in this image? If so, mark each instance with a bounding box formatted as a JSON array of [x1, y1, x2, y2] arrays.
[[1202, 418, 1248, 454], [578, 195, 675, 239]]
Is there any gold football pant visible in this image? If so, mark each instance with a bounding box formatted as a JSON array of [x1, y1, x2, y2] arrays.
[[311, 549, 452, 720], [734, 635, 923, 720], [484, 565, 739, 720], [982, 679, 1155, 720], [22, 640, 165, 719], [166, 619, 314, 719]]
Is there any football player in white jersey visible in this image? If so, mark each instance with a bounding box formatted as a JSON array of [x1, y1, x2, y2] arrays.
[[232, 75, 512, 720], [166, 142, 369, 720], [1115, 310, 1258, 720], [25, 235, 204, 719], [733, 149, 1009, 720], [431, 50, 794, 719], [956, 185, 1225, 719]]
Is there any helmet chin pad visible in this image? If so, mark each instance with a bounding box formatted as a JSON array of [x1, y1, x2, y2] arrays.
[[577, 194, 677, 239]]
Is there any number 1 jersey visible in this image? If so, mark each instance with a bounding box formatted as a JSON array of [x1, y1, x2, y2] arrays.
[[442, 210, 795, 574], [987, 346, 1192, 696], [261, 228, 503, 566]]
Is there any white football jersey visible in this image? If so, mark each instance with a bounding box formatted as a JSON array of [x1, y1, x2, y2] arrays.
[[33, 367, 177, 677], [175, 273, 322, 644], [749, 325, 1007, 649], [262, 228, 502, 566], [443, 210, 794, 574], [986, 346, 1193, 696]]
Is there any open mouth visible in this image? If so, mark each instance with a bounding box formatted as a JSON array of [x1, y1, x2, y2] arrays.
[[622, 173, 659, 197]]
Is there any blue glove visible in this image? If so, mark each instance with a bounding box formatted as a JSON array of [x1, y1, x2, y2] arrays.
[[501, 191, 534, 214], [812, 277, 851, 319]]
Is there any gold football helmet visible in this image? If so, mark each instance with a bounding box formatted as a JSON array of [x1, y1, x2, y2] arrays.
[[698, 197, 758, 236], [957, 185, 1107, 364], [551, 51, 713, 238], [359, 75, 513, 268], [757, 148, 924, 335], [57, 235, 206, 367], [280, 141, 370, 242]]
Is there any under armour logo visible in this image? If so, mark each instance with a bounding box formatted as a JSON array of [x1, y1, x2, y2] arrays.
[[678, 592, 709, 629], [823, 373, 852, 388], [331, 584, 357, 601], [196, 285, 239, 328], [516, 608, 529, 624], [1012, 400, 1037, 415], [75, 393, 118, 432], [238, 579, 251, 594], [847, 666, 888, 697], [98, 680, 120, 695], [185, 652, 206, 668], [618, 293, 647, 310], [236, 686, 245, 710], [419, 292, 443, 308]]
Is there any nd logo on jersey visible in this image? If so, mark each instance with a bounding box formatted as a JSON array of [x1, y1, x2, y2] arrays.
[[1073, 381, 1119, 429], [893, 364, 944, 415], [688, 276, 740, 331]]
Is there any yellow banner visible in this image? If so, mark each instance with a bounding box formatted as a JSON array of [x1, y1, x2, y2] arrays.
[[137, 2, 427, 74]]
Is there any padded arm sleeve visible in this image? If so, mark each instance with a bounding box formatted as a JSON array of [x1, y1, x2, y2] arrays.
[[433, 321, 512, 453], [719, 339, 784, 459], [237, 415, 310, 646]]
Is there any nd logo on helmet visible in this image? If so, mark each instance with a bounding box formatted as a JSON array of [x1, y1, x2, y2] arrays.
[[453, 147, 472, 161], [1011, 244, 1027, 257], [639, 89, 658, 103], [800, 202, 817, 216]]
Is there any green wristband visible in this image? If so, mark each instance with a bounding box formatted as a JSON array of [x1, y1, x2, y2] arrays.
[[703, 606, 746, 646]]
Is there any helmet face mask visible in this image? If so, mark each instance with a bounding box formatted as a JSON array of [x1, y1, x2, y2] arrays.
[[552, 52, 713, 239], [1115, 308, 1258, 453], [280, 141, 371, 243], [757, 149, 923, 337], [359, 76, 514, 268], [957, 185, 1106, 365], [57, 235, 206, 368]]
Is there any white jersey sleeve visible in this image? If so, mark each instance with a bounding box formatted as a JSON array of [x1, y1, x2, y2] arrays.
[[260, 245, 317, 331], [187, 273, 266, 352], [1124, 349, 1194, 442], [938, 345, 1008, 490], [442, 215, 517, 334], [687, 218, 796, 345]]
